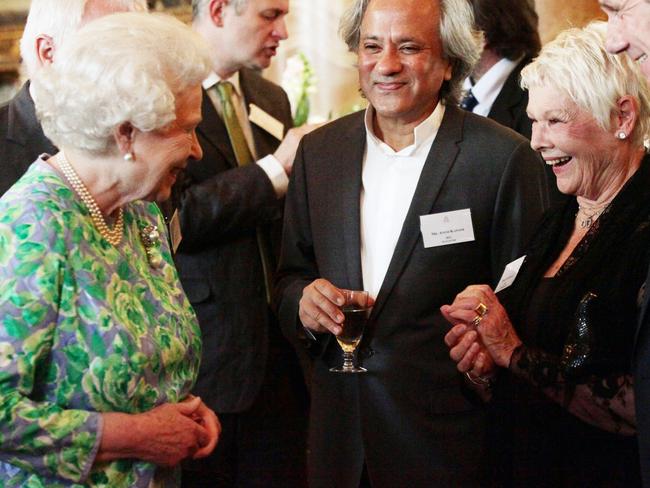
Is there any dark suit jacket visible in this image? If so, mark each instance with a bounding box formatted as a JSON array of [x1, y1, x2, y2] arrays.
[[487, 58, 531, 140], [275, 106, 552, 488], [635, 265, 650, 487], [0, 82, 56, 196], [171, 68, 293, 413]]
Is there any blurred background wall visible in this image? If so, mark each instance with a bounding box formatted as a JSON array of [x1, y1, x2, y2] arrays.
[[0, 0, 606, 116], [265, 0, 605, 122]]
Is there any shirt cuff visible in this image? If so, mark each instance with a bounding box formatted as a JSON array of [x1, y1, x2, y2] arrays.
[[257, 155, 289, 198]]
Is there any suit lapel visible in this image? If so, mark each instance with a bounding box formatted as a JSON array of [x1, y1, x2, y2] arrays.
[[197, 88, 238, 168], [338, 117, 366, 291], [370, 106, 464, 320]]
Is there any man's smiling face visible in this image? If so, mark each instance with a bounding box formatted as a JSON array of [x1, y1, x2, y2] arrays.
[[600, 0, 650, 79]]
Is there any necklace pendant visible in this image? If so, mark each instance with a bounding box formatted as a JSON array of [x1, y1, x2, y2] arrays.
[[580, 217, 592, 229]]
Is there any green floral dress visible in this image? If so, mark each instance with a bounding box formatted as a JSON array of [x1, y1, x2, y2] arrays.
[[0, 159, 202, 487]]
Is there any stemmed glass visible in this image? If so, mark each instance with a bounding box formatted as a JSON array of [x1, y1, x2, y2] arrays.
[[330, 290, 372, 374]]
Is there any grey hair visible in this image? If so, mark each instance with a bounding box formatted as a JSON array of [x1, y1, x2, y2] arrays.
[[192, 0, 248, 20], [521, 21, 650, 147], [31, 12, 212, 155], [339, 0, 482, 105], [19, 0, 147, 79]]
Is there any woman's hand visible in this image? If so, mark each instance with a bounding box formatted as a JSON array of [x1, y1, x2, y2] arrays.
[[184, 395, 221, 459], [444, 323, 495, 378], [98, 396, 220, 467], [441, 284, 522, 368]]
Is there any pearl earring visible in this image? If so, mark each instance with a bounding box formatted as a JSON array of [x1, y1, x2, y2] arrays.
[[617, 132, 627, 140], [124, 152, 135, 161]]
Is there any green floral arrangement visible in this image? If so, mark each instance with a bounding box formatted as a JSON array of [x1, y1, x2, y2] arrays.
[[282, 52, 317, 127]]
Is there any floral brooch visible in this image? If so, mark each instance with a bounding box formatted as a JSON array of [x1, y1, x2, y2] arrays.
[[140, 224, 163, 269]]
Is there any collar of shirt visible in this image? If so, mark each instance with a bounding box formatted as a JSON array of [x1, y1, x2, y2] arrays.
[[202, 70, 243, 95], [363, 102, 446, 157], [462, 57, 520, 117], [360, 102, 445, 298]]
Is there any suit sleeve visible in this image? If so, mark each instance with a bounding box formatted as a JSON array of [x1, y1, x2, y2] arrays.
[[490, 140, 550, 282], [174, 163, 281, 252], [173, 78, 293, 253], [273, 141, 327, 352]]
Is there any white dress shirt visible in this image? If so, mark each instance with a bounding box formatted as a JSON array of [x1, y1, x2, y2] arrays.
[[462, 57, 520, 117], [360, 103, 446, 299], [202, 71, 289, 197]]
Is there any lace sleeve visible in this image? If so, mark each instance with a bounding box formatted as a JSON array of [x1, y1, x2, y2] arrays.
[[509, 345, 635, 435]]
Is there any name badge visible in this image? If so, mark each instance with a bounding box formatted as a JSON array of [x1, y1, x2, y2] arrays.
[[494, 255, 526, 293], [420, 209, 475, 248], [249, 104, 284, 141], [169, 209, 183, 254]]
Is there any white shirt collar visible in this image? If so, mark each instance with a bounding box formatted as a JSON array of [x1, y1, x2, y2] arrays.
[[202, 71, 242, 96], [363, 102, 446, 157], [462, 57, 520, 116]]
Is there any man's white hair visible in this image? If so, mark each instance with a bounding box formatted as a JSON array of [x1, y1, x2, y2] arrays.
[[31, 12, 211, 155], [521, 21, 650, 147], [20, 0, 147, 79]]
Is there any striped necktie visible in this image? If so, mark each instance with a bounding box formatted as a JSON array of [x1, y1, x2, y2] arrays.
[[214, 81, 254, 166]]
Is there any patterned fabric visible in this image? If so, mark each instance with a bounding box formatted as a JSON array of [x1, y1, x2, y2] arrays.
[[0, 158, 201, 487]]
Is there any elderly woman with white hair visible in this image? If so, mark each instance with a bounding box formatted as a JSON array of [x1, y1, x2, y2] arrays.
[[0, 12, 219, 488], [442, 22, 650, 486]]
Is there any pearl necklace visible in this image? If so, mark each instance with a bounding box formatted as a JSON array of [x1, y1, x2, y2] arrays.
[[56, 152, 124, 246]]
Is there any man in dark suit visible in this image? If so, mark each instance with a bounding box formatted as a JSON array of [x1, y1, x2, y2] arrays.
[[461, 0, 541, 140], [274, 0, 552, 486], [177, 1, 315, 486], [601, 1, 650, 484], [0, 0, 145, 196], [0, 83, 55, 195]]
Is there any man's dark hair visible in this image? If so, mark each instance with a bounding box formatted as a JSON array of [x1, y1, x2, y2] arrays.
[[470, 0, 541, 60]]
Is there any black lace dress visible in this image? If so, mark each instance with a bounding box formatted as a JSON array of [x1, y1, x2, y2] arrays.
[[491, 157, 650, 487]]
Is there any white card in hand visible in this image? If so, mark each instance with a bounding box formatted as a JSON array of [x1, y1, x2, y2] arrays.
[[420, 209, 475, 248], [494, 255, 526, 293], [169, 209, 183, 254]]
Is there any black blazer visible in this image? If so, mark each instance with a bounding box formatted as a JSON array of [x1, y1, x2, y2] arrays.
[[0, 82, 56, 196], [171, 68, 293, 413], [636, 263, 650, 487], [275, 106, 552, 487], [487, 58, 532, 140]]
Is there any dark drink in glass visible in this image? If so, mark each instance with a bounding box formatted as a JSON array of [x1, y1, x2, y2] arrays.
[[336, 306, 368, 353]]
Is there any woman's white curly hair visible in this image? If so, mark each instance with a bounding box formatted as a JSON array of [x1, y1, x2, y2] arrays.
[[32, 12, 211, 155]]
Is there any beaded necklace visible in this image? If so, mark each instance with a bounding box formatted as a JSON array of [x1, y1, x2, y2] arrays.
[[56, 152, 124, 246], [575, 194, 615, 230]]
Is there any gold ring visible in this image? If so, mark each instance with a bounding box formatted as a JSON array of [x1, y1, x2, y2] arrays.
[[471, 315, 482, 327], [474, 302, 488, 317]]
